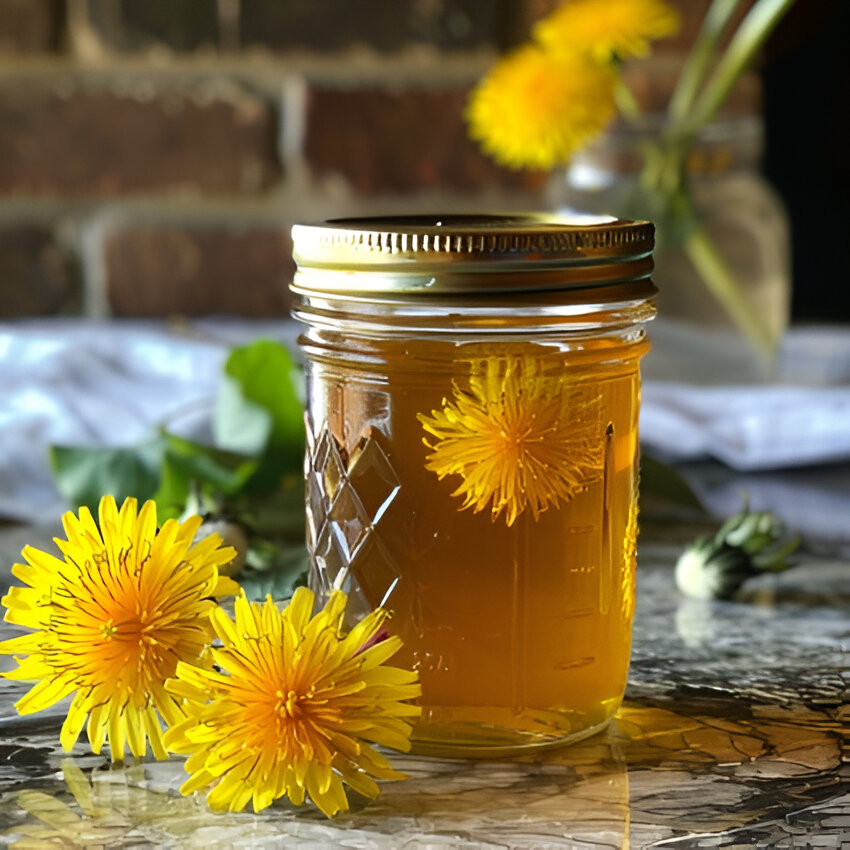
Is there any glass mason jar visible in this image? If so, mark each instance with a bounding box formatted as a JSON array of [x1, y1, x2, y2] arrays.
[[290, 214, 656, 756], [548, 116, 791, 383]]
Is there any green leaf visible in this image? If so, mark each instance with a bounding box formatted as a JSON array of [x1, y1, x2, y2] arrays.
[[49, 439, 165, 514], [235, 474, 305, 542], [214, 340, 304, 466], [154, 432, 260, 520], [639, 454, 704, 511], [214, 375, 273, 457], [49, 340, 307, 526], [236, 545, 310, 602]]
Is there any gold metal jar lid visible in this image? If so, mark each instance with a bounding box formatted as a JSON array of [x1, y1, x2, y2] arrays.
[[291, 214, 655, 299]]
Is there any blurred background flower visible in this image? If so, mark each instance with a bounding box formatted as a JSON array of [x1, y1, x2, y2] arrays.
[[535, 0, 680, 61], [466, 45, 616, 169], [466, 0, 798, 371]]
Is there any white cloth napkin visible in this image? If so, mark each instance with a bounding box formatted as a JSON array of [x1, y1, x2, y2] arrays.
[[639, 325, 850, 470], [0, 319, 296, 522], [0, 319, 847, 523], [640, 382, 850, 471]]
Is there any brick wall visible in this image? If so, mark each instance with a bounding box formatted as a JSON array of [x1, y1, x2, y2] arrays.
[[0, 0, 754, 320]]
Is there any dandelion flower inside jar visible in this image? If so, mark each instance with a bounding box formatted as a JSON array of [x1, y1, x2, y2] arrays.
[[291, 214, 656, 756]]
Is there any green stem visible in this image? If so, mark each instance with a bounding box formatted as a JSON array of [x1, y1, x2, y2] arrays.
[[685, 0, 796, 133], [614, 76, 642, 124], [667, 0, 743, 127], [639, 145, 774, 355], [683, 226, 775, 354]]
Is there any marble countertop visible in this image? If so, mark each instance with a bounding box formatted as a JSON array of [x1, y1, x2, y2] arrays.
[[0, 519, 847, 848]]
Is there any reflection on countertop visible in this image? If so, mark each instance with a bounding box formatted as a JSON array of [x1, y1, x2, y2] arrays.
[[0, 524, 847, 848]]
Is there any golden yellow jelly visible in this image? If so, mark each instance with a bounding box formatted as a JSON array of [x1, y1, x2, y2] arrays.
[[292, 215, 655, 755]]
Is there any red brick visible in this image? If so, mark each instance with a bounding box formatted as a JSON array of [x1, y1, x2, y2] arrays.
[[0, 0, 63, 54], [0, 226, 80, 318], [304, 86, 541, 195], [103, 226, 294, 318], [241, 0, 511, 52], [0, 85, 280, 197], [87, 0, 219, 52]]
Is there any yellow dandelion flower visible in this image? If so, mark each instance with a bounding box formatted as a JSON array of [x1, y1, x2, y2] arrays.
[[466, 44, 616, 170], [163, 588, 421, 817], [0, 495, 239, 762], [418, 356, 604, 527], [535, 0, 680, 63]]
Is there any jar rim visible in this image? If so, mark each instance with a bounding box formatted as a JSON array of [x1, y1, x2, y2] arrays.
[[291, 214, 655, 299]]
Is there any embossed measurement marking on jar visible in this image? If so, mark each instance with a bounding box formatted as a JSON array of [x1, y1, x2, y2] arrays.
[[561, 606, 596, 620], [555, 655, 596, 671], [557, 606, 596, 671]]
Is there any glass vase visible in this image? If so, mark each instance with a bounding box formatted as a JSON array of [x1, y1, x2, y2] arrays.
[[549, 116, 791, 384]]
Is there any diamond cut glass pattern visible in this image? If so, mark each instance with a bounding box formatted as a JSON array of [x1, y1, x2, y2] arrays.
[[348, 438, 401, 524], [327, 485, 368, 560], [305, 423, 402, 617]]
